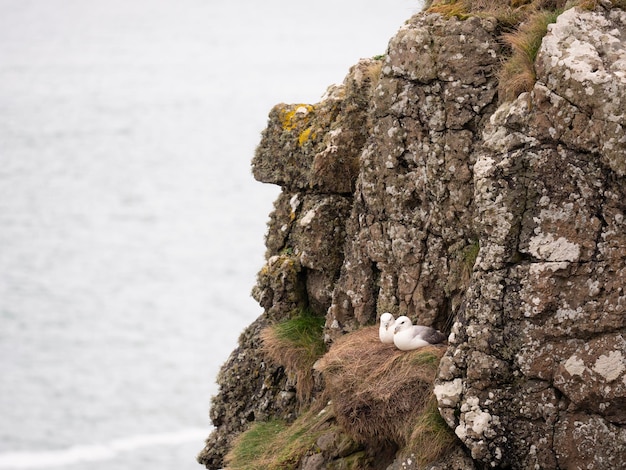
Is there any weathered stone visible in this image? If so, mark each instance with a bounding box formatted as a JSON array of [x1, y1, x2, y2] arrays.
[[326, 13, 501, 340], [201, 5, 626, 470], [301, 452, 326, 470], [315, 429, 362, 459], [386, 445, 476, 470], [554, 334, 626, 424], [251, 253, 306, 321], [554, 412, 626, 469], [252, 59, 382, 194], [436, 7, 626, 469], [386, 14, 498, 86], [197, 316, 295, 468], [535, 8, 626, 176]]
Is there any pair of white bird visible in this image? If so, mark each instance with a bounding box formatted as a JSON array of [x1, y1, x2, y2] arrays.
[[378, 312, 447, 350]]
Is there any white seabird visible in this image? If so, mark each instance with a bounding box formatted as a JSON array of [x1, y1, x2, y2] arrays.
[[378, 312, 396, 344], [393, 315, 446, 351]]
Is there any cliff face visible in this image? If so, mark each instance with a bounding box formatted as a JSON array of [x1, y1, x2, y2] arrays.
[[435, 7, 626, 468], [199, 4, 626, 469]]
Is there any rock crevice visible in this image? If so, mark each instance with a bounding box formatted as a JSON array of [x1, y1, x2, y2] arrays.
[[199, 5, 626, 469]]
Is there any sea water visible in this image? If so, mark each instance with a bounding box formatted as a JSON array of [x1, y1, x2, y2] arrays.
[[0, 1, 420, 468]]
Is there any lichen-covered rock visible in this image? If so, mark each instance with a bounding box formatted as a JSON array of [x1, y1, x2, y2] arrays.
[[435, 6, 626, 469], [252, 59, 382, 194], [197, 316, 295, 468], [386, 445, 476, 470], [254, 192, 352, 317], [251, 253, 306, 320], [326, 13, 500, 340], [535, 7, 626, 176], [201, 5, 626, 470], [555, 412, 626, 469]]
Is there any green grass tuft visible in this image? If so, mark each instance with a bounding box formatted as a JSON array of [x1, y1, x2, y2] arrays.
[[272, 310, 326, 361], [261, 308, 326, 402], [409, 350, 443, 368], [226, 406, 340, 470], [406, 396, 457, 466], [226, 420, 286, 469], [462, 239, 480, 273]]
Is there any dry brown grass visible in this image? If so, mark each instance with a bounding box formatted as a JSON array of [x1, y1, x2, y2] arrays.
[[577, 0, 626, 8], [498, 9, 562, 102], [261, 311, 326, 403], [426, 0, 534, 26], [316, 327, 455, 465]]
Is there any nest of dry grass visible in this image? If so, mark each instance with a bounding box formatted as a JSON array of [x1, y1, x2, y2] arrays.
[[316, 327, 455, 465]]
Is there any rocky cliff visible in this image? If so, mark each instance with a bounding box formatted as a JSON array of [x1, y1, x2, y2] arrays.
[[198, 2, 626, 469]]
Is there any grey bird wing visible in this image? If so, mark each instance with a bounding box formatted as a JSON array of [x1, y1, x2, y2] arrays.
[[413, 325, 447, 344]]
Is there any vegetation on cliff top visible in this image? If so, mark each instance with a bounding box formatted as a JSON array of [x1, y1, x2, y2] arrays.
[[498, 8, 562, 101], [425, 0, 624, 25], [425, 0, 624, 101]]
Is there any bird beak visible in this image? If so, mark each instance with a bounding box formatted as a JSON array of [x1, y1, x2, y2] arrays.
[[394, 325, 399, 334]]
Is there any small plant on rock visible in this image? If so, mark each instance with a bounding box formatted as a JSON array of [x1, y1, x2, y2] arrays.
[[498, 9, 562, 102], [261, 307, 326, 402], [225, 404, 367, 470]]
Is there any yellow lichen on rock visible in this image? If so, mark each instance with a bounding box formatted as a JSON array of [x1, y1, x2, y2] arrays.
[[279, 104, 314, 131], [297, 127, 315, 146]]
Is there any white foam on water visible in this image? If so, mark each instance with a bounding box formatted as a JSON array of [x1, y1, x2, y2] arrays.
[[0, 428, 208, 469]]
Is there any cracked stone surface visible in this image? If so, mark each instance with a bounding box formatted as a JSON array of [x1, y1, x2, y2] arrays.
[[201, 7, 626, 470], [327, 14, 500, 338], [436, 7, 626, 468]]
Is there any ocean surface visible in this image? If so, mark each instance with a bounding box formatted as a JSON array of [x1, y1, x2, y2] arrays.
[[0, 1, 421, 468]]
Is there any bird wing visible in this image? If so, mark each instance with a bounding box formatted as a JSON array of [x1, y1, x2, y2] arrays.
[[412, 325, 446, 344]]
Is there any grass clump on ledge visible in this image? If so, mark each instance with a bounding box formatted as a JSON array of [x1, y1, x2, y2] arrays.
[[316, 326, 456, 467], [423, 0, 626, 103], [425, 0, 538, 26], [261, 307, 326, 402], [498, 9, 562, 102], [225, 405, 336, 470], [225, 419, 286, 469]]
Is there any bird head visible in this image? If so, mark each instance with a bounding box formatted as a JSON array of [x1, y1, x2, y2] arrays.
[[393, 315, 412, 334], [380, 312, 394, 330]]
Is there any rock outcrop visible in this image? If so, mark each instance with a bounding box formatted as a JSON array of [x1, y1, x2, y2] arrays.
[[435, 7, 626, 468], [199, 4, 626, 469]]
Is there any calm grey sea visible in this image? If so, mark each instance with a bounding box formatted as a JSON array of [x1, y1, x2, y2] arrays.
[[0, 1, 419, 468]]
